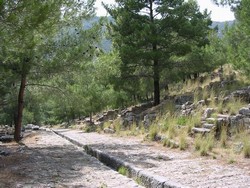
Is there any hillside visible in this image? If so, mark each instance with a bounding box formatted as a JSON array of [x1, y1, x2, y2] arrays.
[[211, 20, 235, 37], [70, 64, 250, 161]]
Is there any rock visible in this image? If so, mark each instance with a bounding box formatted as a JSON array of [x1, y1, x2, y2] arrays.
[[0, 150, 10, 156], [203, 108, 215, 119], [32, 125, 40, 130], [25, 124, 33, 129], [239, 107, 250, 116], [192, 127, 210, 134], [243, 118, 250, 126], [223, 96, 230, 104], [230, 116, 243, 127], [197, 100, 205, 106], [206, 118, 216, 123], [105, 110, 118, 120], [0, 135, 14, 142], [217, 114, 230, 120], [96, 115, 104, 122], [203, 124, 215, 130], [103, 128, 115, 134], [174, 95, 193, 105], [233, 142, 244, 154], [231, 88, 250, 102]]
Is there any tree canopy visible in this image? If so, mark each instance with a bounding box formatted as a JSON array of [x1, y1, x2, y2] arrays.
[[0, 0, 101, 141], [103, 0, 212, 105]]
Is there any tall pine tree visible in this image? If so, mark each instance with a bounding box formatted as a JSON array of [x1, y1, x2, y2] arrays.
[[104, 0, 212, 105], [0, 0, 99, 141]]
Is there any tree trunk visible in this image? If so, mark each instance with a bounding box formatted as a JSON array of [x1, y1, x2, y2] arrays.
[[153, 60, 160, 106], [149, 0, 160, 106], [14, 74, 26, 142]]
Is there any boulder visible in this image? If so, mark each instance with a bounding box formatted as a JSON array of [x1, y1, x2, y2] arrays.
[[231, 88, 250, 102], [0, 135, 14, 142], [32, 125, 40, 130], [103, 128, 115, 134], [174, 95, 193, 105], [203, 124, 215, 130], [192, 127, 210, 134], [203, 108, 215, 119], [239, 107, 250, 116]]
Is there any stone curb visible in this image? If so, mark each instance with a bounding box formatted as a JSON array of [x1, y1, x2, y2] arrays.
[[53, 130, 188, 188]]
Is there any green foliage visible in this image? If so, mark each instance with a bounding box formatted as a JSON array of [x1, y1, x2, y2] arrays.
[[118, 166, 128, 176], [0, 0, 101, 131], [216, 0, 250, 76], [104, 0, 212, 105], [177, 116, 188, 126]]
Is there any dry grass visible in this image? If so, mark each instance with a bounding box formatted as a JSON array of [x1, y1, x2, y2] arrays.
[[242, 134, 250, 158], [194, 133, 215, 156], [179, 131, 188, 150]]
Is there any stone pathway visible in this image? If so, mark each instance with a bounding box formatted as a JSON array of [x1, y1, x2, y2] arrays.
[[0, 130, 142, 188], [54, 129, 250, 188]]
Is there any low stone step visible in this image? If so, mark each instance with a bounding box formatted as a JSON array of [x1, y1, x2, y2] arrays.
[[217, 114, 230, 120], [203, 123, 215, 129], [206, 118, 216, 123], [192, 127, 210, 134]]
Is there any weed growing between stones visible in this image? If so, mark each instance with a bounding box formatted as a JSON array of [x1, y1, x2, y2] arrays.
[[118, 166, 128, 176]]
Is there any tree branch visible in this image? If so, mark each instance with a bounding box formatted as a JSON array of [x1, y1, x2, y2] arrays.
[[25, 83, 67, 95]]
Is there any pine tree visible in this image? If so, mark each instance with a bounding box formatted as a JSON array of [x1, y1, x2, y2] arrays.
[[104, 0, 212, 105], [0, 0, 99, 141]]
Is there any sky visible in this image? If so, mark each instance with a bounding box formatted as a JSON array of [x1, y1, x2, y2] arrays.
[[94, 0, 235, 22]]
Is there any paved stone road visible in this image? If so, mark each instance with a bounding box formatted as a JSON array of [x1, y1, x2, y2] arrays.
[[0, 130, 142, 188], [55, 129, 250, 188]]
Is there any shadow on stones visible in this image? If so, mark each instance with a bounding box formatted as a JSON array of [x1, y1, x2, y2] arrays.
[[87, 143, 172, 169], [0, 144, 115, 187]]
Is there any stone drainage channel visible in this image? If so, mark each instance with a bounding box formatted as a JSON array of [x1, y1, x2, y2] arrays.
[[53, 130, 186, 188]]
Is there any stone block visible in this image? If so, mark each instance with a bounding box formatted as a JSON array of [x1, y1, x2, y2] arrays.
[[239, 107, 250, 116], [203, 124, 215, 129], [192, 127, 210, 134]]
